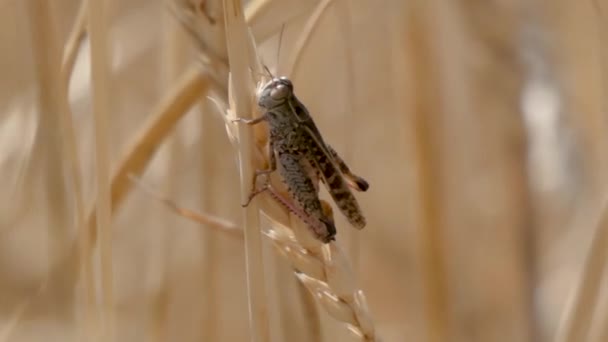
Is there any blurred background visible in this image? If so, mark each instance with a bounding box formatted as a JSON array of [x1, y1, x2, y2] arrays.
[[2, 0, 608, 341]]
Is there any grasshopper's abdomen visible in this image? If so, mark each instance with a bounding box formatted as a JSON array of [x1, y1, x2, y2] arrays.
[[276, 150, 336, 242]]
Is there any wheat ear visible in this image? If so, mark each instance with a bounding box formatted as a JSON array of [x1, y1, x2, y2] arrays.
[[264, 198, 378, 341]]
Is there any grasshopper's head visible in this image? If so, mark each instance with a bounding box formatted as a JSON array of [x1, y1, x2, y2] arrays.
[[257, 77, 294, 109]]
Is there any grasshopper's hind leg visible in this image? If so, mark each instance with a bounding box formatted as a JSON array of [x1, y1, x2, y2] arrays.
[[233, 113, 276, 207]]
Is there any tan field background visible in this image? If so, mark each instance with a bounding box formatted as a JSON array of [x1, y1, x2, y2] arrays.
[[2, 0, 608, 341]]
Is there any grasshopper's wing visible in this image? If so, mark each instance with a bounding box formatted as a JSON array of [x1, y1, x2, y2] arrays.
[[288, 100, 367, 229], [325, 144, 369, 192]]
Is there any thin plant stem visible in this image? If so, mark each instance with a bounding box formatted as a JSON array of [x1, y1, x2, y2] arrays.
[[129, 175, 241, 238], [87, 0, 114, 338], [59, 0, 97, 337], [61, 0, 88, 88]]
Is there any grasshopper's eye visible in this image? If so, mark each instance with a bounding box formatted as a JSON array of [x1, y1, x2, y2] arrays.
[[270, 84, 290, 100], [280, 77, 294, 91]]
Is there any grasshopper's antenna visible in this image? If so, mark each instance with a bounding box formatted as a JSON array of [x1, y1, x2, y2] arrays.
[[250, 67, 269, 81], [276, 23, 286, 74], [259, 24, 285, 81], [263, 64, 274, 79]]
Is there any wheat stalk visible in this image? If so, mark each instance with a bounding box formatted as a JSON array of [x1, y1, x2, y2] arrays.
[[222, 0, 271, 341], [87, 0, 114, 338], [57, 1, 99, 338]]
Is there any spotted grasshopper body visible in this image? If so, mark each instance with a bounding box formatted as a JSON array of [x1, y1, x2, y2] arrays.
[[235, 76, 369, 243]]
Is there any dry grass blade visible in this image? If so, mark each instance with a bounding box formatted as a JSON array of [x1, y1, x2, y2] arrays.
[[169, 0, 229, 86], [129, 175, 242, 239], [107, 66, 210, 213]]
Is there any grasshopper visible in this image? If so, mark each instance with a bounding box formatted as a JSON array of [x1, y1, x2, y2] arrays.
[[234, 75, 369, 243]]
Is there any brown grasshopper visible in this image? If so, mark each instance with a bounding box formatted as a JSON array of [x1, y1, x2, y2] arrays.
[[233, 75, 369, 243]]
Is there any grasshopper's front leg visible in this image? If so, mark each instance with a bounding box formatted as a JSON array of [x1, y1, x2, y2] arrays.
[[232, 113, 268, 126]]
